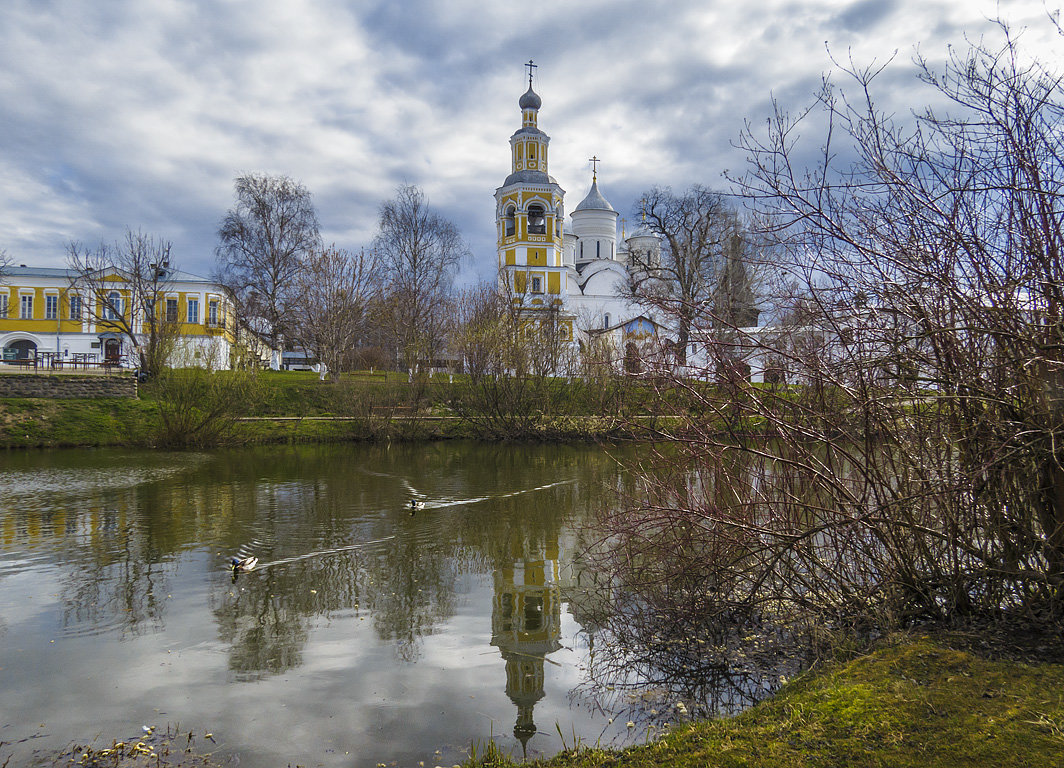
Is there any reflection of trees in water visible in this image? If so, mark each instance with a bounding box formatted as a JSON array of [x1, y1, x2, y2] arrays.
[[209, 523, 465, 676], [46, 489, 172, 638], [2, 451, 248, 638], [569, 586, 806, 733], [205, 439, 621, 678], [213, 566, 312, 681], [365, 538, 459, 662], [573, 446, 814, 732], [2, 442, 638, 693]]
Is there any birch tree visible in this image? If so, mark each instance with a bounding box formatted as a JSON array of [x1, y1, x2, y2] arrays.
[[291, 245, 377, 380], [373, 185, 467, 371], [216, 173, 320, 368], [67, 229, 181, 375]]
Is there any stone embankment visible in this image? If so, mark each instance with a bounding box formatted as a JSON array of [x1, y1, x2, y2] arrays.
[[0, 372, 137, 398]]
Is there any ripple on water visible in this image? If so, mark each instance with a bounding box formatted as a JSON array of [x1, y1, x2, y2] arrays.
[[0, 550, 54, 579], [0, 452, 211, 505]]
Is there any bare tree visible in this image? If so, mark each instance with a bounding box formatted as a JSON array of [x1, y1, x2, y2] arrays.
[[291, 245, 377, 381], [451, 281, 507, 383], [628, 187, 759, 363], [67, 230, 182, 375], [601, 19, 1064, 638], [216, 173, 321, 368], [373, 185, 467, 371]]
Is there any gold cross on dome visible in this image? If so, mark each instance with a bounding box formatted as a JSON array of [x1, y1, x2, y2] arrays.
[[525, 59, 537, 86], [589, 155, 600, 181]]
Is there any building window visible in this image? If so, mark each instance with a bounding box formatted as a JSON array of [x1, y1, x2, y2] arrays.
[[504, 206, 516, 237], [208, 300, 220, 326], [596, 241, 601, 259], [165, 298, 179, 322], [603, 313, 610, 329], [187, 298, 199, 324], [0, 294, 8, 318], [579, 242, 584, 259], [528, 204, 546, 235], [20, 295, 33, 319], [69, 295, 81, 320], [531, 276, 543, 293], [104, 291, 122, 321], [45, 295, 58, 320]]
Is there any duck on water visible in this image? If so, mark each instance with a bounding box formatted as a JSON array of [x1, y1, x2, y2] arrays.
[[230, 556, 258, 572]]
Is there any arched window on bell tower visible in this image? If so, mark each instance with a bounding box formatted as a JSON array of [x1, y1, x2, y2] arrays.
[[528, 204, 546, 235], [504, 206, 517, 237]]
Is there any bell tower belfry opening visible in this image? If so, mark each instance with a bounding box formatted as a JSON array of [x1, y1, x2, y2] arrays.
[[495, 62, 573, 342]]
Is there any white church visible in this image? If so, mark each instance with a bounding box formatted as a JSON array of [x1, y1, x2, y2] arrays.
[[494, 65, 666, 364], [493, 63, 774, 380]]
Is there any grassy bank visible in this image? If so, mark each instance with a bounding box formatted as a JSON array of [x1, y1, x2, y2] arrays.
[[465, 635, 1064, 768], [0, 395, 159, 447], [0, 369, 665, 448]]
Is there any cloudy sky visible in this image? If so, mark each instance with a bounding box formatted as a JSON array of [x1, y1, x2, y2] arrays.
[[1, 0, 1059, 282]]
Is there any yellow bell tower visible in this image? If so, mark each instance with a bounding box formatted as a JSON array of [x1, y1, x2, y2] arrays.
[[495, 61, 572, 340]]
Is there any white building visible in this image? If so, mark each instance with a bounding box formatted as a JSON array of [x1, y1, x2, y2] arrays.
[[0, 265, 234, 370]]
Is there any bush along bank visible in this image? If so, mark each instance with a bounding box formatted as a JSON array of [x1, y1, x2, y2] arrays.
[[0, 370, 676, 449]]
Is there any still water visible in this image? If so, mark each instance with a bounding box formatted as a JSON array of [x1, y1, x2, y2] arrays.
[[0, 442, 644, 767]]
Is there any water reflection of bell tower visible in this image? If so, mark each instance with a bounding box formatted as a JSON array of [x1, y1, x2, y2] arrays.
[[490, 539, 562, 754]]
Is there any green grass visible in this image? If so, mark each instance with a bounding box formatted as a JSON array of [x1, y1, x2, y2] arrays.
[[463, 637, 1064, 768], [0, 369, 845, 449], [0, 396, 158, 448]]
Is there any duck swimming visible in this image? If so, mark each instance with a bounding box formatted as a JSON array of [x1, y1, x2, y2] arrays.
[[230, 556, 258, 572], [408, 499, 425, 514]]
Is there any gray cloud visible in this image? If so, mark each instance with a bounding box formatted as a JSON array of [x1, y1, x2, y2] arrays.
[[0, 0, 1059, 281]]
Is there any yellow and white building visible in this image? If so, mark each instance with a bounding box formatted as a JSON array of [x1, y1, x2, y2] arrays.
[[495, 70, 664, 356], [494, 69, 784, 381], [0, 265, 234, 369]]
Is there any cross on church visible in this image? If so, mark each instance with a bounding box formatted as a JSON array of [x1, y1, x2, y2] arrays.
[[525, 59, 537, 86], [589, 155, 600, 181]]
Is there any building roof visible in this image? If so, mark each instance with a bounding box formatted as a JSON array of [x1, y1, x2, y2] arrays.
[[574, 179, 615, 213], [627, 223, 657, 241], [500, 169, 559, 187], [511, 125, 547, 138], [4, 265, 216, 284]]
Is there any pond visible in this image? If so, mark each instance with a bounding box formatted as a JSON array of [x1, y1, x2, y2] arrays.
[[0, 441, 687, 767]]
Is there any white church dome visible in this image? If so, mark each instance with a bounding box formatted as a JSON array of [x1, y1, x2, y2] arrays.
[[574, 179, 615, 212]]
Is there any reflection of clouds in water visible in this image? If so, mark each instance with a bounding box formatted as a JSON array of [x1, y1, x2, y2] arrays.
[[0, 453, 210, 501]]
